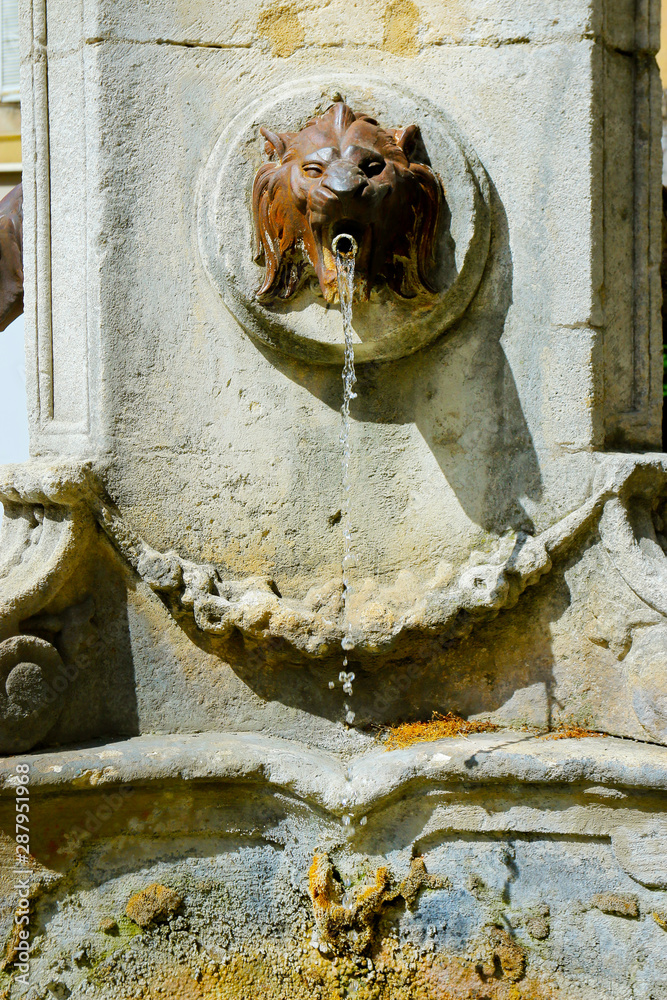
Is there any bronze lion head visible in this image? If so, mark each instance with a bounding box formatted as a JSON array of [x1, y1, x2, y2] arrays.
[[252, 101, 445, 304]]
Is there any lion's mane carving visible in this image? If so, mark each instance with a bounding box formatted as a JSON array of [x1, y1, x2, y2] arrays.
[[252, 101, 445, 304]]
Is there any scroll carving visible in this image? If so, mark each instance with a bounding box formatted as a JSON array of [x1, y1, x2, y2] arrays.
[[0, 463, 96, 752]]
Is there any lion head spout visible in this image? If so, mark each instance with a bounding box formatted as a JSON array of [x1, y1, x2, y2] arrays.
[[252, 101, 445, 305]]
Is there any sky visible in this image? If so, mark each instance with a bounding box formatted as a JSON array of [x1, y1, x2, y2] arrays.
[[0, 313, 29, 465]]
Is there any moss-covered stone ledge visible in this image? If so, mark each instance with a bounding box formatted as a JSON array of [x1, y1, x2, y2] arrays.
[[1, 732, 666, 998]]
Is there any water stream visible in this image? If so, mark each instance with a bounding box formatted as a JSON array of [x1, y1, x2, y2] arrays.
[[333, 235, 358, 733]]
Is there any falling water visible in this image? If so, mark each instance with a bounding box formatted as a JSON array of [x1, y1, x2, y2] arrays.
[[333, 234, 358, 729]]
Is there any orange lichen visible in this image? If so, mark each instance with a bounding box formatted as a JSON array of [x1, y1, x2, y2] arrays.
[[308, 852, 339, 912], [126, 883, 182, 928], [309, 852, 396, 955], [384, 712, 498, 750], [0, 921, 21, 972], [104, 938, 560, 1000], [308, 852, 451, 956], [541, 727, 606, 741]]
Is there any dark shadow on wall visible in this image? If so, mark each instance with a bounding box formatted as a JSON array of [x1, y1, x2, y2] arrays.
[[257, 179, 542, 537], [412, 183, 541, 534], [662, 186, 667, 451], [25, 538, 140, 751], [200, 554, 567, 732]]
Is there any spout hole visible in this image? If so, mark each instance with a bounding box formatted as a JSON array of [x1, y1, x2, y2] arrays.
[[332, 233, 358, 259]]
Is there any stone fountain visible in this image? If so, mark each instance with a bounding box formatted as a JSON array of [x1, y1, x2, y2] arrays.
[[1, 2, 666, 997]]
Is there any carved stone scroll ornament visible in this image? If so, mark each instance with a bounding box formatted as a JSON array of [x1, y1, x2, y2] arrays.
[[0, 461, 653, 671], [597, 459, 667, 743], [0, 635, 65, 753], [3, 457, 667, 750], [598, 458, 667, 617], [0, 463, 95, 752], [253, 101, 444, 304]]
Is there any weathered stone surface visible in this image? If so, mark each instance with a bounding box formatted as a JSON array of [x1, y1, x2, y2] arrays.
[[1, 1, 666, 996], [18, 0, 663, 578], [1, 734, 667, 998], [591, 892, 640, 918], [5, 730, 667, 802]]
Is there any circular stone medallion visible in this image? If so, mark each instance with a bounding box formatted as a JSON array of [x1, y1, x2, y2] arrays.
[[197, 76, 491, 365]]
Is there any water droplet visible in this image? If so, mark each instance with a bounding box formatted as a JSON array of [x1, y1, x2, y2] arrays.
[[342, 814, 352, 827], [360, 816, 367, 826], [328, 681, 335, 689], [345, 710, 356, 724]]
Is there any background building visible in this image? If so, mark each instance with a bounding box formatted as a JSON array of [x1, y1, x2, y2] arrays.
[[0, 0, 19, 200]]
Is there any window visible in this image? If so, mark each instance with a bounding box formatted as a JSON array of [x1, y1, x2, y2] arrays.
[[0, 0, 19, 104]]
